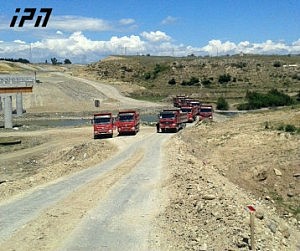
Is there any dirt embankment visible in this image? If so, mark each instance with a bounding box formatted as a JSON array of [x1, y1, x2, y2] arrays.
[[158, 108, 300, 250], [0, 126, 117, 201]]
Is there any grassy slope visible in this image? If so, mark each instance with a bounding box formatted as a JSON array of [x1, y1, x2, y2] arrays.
[[84, 54, 300, 108]]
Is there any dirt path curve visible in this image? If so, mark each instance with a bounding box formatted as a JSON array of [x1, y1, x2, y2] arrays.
[[0, 130, 172, 250], [55, 72, 163, 109]]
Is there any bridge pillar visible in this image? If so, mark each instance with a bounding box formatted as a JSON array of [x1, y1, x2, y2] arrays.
[[3, 95, 13, 128], [16, 93, 23, 116]]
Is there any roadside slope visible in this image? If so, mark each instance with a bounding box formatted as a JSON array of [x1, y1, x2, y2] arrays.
[[158, 108, 300, 250]]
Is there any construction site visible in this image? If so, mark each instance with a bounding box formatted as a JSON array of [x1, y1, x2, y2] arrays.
[[0, 57, 299, 250]]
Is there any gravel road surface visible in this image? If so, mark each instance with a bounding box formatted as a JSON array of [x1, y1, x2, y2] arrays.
[[0, 130, 172, 250]]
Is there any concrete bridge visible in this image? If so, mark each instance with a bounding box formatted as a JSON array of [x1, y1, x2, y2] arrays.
[[0, 75, 34, 128]]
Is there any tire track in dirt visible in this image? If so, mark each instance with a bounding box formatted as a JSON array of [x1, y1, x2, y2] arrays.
[[0, 149, 145, 251]]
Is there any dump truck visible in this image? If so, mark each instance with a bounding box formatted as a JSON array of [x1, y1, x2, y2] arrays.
[[180, 106, 198, 122], [189, 100, 201, 114], [199, 105, 213, 120], [158, 108, 188, 133], [116, 110, 140, 135], [173, 95, 188, 107], [93, 112, 114, 138]]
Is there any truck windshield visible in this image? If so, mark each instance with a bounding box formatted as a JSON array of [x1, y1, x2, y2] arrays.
[[94, 117, 111, 124], [119, 114, 134, 121], [200, 108, 212, 113], [181, 108, 192, 113], [160, 113, 175, 119]]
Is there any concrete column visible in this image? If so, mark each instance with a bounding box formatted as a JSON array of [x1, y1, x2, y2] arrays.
[[4, 95, 13, 128], [16, 93, 23, 116]]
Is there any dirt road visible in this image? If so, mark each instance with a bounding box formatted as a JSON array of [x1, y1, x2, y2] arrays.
[[1, 63, 299, 250], [0, 127, 172, 250]]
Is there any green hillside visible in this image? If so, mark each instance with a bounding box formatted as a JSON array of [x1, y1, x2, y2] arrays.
[[84, 54, 300, 108]]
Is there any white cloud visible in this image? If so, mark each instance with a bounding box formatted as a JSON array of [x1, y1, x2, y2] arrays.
[[140, 31, 171, 42], [47, 15, 112, 32], [13, 40, 26, 44], [200, 39, 300, 55], [56, 30, 63, 35], [0, 32, 299, 63], [161, 16, 178, 25], [119, 18, 135, 25]]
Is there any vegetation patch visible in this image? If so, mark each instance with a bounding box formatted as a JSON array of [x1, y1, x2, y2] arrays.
[[216, 97, 229, 110], [237, 88, 296, 110]]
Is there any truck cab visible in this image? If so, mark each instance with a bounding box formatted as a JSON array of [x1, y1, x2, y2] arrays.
[[93, 113, 114, 138], [116, 110, 140, 135], [180, 106, 198, 122], [199, 105, 213, 120], [159, 108, 188, 132]]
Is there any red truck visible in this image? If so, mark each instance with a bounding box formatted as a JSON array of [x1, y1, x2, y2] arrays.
[[180, 106, 198, 122], [173, 95, 188, 107], [199, 105, 213, 120], [158, 108, 188, 133], [116, 110, 140, 135], [93, 112, 114, 138], [189, 100, 201, 114]]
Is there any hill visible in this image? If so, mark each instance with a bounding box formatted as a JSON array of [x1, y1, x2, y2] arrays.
[[82, 54, 300, 107]]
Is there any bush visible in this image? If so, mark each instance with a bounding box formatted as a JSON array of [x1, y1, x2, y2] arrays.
[[180, 77, 200, 86], [189, 76, 199, 85], [218, 74, 231, 84], [273, 61, 282, 67], [144, 72, 151, 80], [216, 97, 229, 110], [64, 58, 72, 64], [285, 124, 296, 132], [237, 88, 295, 110], [202, 78, 211, 87], [168, 78, 176, 85]]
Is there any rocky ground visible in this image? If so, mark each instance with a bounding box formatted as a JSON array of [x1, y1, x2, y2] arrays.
[[158, 108, 300, 250]]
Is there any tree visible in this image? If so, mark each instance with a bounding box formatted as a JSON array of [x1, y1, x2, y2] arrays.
[[64, 58, 72, 64], [51, 57, 58, 65], [216, 97, 229, 110]]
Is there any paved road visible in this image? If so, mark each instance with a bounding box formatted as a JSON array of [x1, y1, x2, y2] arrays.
[[0, 131, 172, 250]]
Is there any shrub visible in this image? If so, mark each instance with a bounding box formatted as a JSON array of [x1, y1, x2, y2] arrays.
[[202, 78, 211, 87], [273, 61, 282, 67], [189, 76, 199, 85], [218, 73, 231, 84], [179, 77, 200, 86], [216, 97, 229, 110], [285, 124, 296, 132], [237, 88, 295, 110], [180, 80, 188, 86], [168, 78, 176, 85], [144, 72, 151, 80]]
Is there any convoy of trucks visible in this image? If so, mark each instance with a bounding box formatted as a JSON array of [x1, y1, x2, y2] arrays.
[[93, 95, 213, 138]]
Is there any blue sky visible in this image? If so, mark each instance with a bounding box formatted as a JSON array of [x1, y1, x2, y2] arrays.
[[0, 0, 299, 63]]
